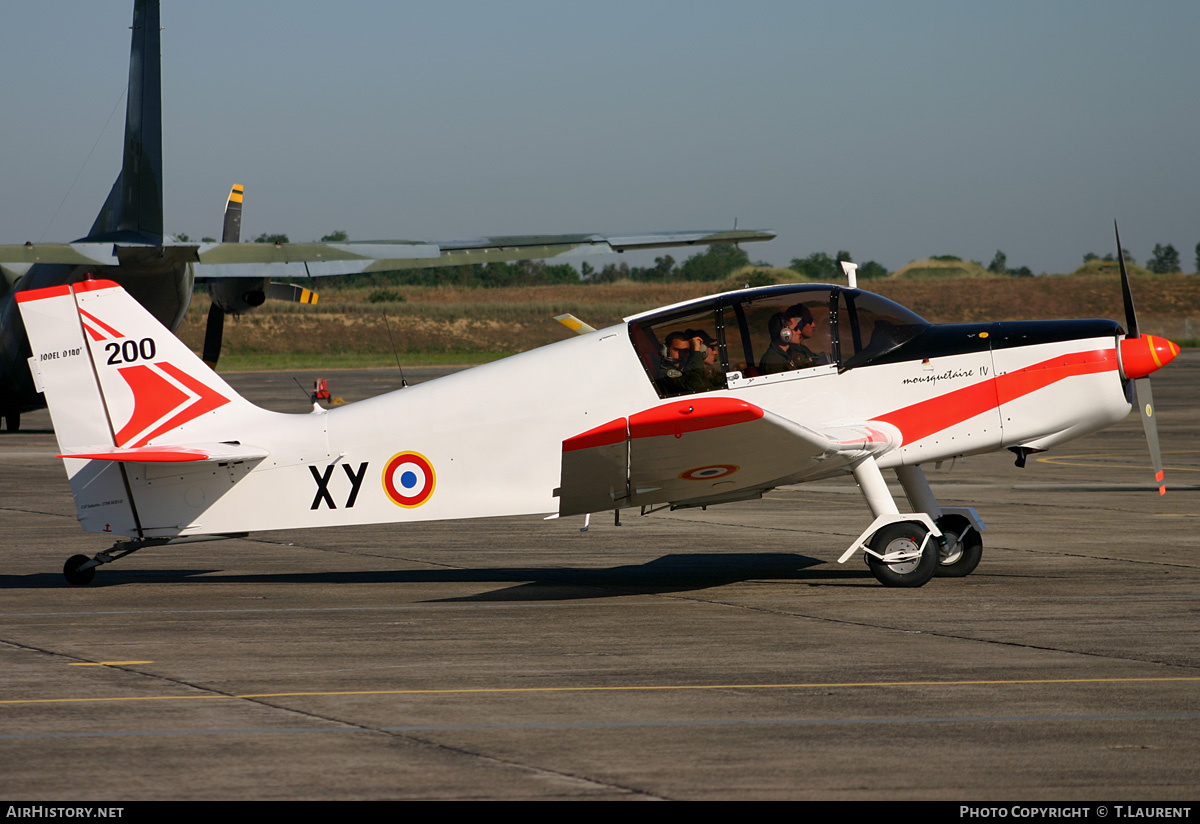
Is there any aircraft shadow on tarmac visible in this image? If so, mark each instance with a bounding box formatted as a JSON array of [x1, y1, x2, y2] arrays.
[[0, 553, 883, 597]]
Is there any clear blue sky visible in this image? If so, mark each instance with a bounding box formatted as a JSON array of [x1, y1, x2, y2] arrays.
[[2, 1, 1198, 274]]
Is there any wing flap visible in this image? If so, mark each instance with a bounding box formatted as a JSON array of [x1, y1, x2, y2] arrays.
[[559, 417, 629, 517]]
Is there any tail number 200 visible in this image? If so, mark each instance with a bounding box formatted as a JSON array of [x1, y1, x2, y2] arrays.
[[105, 338, 156, 365]]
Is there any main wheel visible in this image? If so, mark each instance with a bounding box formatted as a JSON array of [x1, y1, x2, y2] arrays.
[[866, 522, 938, 588], [934, 514, 983, 578], [63, 555, 95, 586]]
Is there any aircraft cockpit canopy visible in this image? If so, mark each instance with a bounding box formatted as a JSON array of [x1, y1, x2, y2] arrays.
[[629, 284, 930, 398]]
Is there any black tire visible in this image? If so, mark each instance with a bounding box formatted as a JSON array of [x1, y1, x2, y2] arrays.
[[64, 555, 95, 586], [934, 514, 983, 578], [866, 522, 938, 588], [4, 409, 19, 432]]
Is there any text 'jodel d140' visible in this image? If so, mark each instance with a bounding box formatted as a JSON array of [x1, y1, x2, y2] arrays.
[[19, 234, 1179, 588]]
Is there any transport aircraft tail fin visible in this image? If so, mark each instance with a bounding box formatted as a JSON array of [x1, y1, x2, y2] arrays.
[[88, 0, 163, 242]]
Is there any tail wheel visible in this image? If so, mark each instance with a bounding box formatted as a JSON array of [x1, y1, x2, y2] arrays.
[[866, 522, 938, 588], [63, 555, 95, 586], [934, 514, 983, 578]]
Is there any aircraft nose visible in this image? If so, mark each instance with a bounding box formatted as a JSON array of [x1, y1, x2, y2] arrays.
[[1120, 334, 1180, 379]]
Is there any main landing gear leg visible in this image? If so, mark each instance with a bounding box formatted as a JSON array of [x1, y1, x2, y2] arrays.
[[839, 456, 940, 588], [895, 464, 985, 578]]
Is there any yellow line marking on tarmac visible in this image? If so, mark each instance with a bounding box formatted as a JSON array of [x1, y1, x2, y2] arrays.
[[69, 661, 153, 667], [1036, 452, 1200, 472], [4, 676, 1199, 706]]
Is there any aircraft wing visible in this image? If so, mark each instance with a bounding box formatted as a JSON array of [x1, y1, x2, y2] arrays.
[[0, 244, 123, 267], [558, 398, 897, 517], [0, 230, 774, 277]]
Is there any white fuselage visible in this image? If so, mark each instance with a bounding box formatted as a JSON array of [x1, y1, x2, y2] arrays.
[[107, 323, 1131, 539]]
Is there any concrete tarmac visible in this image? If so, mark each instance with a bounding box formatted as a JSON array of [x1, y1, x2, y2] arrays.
[[0, 356, 1197, 800]]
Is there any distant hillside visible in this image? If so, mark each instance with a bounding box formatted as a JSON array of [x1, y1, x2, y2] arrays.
[[892, 258, 992, 279], [1072, 258, 1152, 277]]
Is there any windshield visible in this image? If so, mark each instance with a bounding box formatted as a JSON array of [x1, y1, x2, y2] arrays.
[[836, 289, 930, 369]]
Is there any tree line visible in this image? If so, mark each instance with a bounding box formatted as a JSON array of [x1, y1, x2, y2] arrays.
[[1078, 242, 1199, 274]]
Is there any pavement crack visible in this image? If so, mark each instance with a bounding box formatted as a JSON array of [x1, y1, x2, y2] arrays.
[[1, 634, 665, 799]]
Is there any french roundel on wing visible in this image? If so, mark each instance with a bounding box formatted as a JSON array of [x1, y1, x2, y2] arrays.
[[382, 451, 436, 508], [679, 464, 739, 481]]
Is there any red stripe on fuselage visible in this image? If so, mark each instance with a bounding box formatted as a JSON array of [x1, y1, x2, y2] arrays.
[[876, 348, 1117, 446]]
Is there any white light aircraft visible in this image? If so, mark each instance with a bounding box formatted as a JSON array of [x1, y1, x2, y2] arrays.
[[19, 235, 1179, 588]]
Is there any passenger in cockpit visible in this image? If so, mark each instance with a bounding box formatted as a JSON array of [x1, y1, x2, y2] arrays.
[[759, 306, 820, 374], [658, 329, 722, 394]]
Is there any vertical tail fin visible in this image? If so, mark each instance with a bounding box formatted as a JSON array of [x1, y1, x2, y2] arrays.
[[88, 0, 163, 242], [18, 279, 253, 456], [19, 279, 261, 536]]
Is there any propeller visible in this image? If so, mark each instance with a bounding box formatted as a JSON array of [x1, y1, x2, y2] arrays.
[[202, 185, 242, 369], [202, 301, 225, 370], [1113, 221, 1180, 495], [201, 184, 318, 370]]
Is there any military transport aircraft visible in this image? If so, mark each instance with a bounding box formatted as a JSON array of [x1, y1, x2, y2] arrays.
[[17, 231, 1179, 588], [0, 0, 772, 429]]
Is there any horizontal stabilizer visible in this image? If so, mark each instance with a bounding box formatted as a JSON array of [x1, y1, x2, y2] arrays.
[[554, 314, 596, 335], [60, 443, 269, 464]]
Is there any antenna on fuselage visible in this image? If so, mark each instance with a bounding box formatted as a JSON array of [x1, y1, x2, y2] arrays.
[[839, 260, 858, 289], [383, 316, 408, 388]]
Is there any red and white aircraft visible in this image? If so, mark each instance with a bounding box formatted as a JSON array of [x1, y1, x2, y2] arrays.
[[18, 237, 1179, 588]]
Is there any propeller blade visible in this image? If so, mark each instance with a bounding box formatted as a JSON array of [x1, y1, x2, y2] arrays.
[[222, 184, 243, 244], [1132, 376, 1165, 495], [202, 302, 225, 369], [265, 282, 318, 304], [1114, 220, 1139, 338]]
